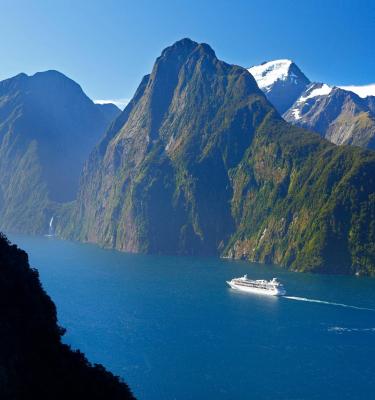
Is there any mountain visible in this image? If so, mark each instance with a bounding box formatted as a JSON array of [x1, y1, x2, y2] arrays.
[[58, 39, 375, 275], [284, 83, 375, 149], [0, 233, 135, 399], [0, 70, 117, 234], [96, 102, 122, 122], [249, 60, 375, 150], [248, 59, 310, 114]]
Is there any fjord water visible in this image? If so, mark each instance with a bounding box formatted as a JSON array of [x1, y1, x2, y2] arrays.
[[9, 234, 375, 400]]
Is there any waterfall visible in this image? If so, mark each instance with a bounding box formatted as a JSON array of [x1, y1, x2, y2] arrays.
[[48, 216, 54, 236]]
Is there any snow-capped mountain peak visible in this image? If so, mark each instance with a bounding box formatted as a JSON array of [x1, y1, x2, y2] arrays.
[[249, 58, 375, 150], [248, 59, 310, 114], [248, 59, 293, 92]]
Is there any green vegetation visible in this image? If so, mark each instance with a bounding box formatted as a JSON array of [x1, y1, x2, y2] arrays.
[[59, 39, 375, 275], [226, 117, 375, 275], [0, 71, 118, 234]]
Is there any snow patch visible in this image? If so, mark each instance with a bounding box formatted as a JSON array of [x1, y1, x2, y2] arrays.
[[248, 59, 293, 91], [338, 84, 375, 98], [291, 108, 301, 120], [296, 83, 332, 104]]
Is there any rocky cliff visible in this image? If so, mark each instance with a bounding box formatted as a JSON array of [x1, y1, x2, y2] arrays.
[[248, 60, 375, 150], [59, 39, 375, 275], [284, 83, 375, 149]]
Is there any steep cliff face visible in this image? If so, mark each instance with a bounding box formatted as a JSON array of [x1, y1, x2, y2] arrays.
[[0, 71, 116, 234], [0, 233, 135, 399], [61, 39, 375, 275], [63, 38, 273, 255], [225, 119, 375, 275]]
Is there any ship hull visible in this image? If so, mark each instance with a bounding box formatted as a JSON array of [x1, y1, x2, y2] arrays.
[[226, 281, 286, 296]]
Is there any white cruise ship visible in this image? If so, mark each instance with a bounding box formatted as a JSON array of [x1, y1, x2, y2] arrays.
[[226, 275, 286, 296]]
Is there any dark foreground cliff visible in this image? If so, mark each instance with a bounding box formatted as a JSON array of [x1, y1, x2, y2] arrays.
[[0, 233, 135, 400]]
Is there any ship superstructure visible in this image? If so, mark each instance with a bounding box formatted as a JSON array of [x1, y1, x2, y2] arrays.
[[227, 275, 286, 296]]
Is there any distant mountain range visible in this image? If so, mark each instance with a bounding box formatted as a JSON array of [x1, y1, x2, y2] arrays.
[[0, 70, 120, 233], [248, 60, 375, 149], [0, 41, 374, 275], [55, 39, 375, 276]]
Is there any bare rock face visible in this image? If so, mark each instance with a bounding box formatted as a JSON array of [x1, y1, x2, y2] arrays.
[[63, 38, 271, 255], [249, 59, 375, 151], [284, 83, 375, 149], [60, 39, 375, 275]]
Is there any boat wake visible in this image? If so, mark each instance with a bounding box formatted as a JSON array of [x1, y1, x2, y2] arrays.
[[284, 296, 375, 311], [328, 326, 375, 333]]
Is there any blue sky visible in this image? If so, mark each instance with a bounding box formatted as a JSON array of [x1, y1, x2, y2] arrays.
[[1, 0, 374, 107]]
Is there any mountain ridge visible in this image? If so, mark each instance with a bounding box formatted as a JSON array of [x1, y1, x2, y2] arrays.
[[57, 39, 375, 275], [284, 83, 375, 149], [0, 69, 119, 234], [248, 59, 375, 150], [248, 59, 310, 114]]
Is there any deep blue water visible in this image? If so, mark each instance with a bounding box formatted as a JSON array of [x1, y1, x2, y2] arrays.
[[8, 234, 375, 400]]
